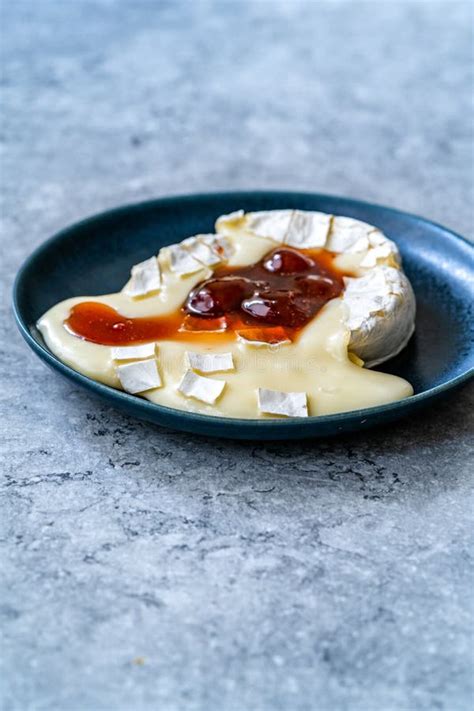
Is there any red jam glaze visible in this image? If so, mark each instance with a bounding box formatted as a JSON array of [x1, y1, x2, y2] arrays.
[[65, 247, 346, 346]]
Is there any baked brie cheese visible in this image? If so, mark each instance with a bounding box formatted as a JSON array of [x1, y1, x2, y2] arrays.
[[38, 209, 416, 419]]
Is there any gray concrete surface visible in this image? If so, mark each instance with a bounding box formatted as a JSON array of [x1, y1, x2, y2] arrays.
[[1, 1, 473, 710]]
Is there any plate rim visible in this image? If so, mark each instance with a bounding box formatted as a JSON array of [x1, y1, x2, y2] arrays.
[[12, 190, 474, 431]]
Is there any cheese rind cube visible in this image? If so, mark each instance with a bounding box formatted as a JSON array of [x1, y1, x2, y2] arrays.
[[178, 370, 226, 404], [257, 388, 308, 417], [123, 256, 161, 297], [168, 245, 204, 275], [116, 359, 162, 394], [283, 210, 331, 248]]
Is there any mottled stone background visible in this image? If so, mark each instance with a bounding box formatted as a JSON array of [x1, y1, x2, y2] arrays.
[[1, 1, 473, 710]]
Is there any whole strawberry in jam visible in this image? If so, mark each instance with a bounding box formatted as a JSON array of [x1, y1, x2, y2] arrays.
[[263, 248, 314, 274], [186, 277, 255, 317]]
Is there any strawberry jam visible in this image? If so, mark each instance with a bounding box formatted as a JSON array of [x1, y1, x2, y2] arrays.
[[66, 247, 345, 345], [185, 248, 343, 328]]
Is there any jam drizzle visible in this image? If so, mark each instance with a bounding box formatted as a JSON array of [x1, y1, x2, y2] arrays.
[[65, 247, 345, 346]]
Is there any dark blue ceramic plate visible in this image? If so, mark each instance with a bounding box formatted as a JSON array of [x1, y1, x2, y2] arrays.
[[13, 192, 474, 440]]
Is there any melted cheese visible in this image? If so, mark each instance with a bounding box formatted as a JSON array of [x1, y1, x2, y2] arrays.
[[37, 225, 414, 419]]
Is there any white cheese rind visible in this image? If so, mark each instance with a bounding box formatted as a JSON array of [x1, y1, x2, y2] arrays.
[[111, 343, 156, 360], [181, 235, 222, 266], [359, 233, 400, 268], [116, 359, 162, 394], [216, 209, 400, 263], [245, 210, 293, 242], [186, 351, 234, 373], [217, 209, 399, 260], [177, 370, 226, 404], [326, 216, 376, 253], [168, 244, 204, 276], [123, 256, 161, 297], [257, 388, 308, 417], [284, 210, 332, 248], [230, 209, 331, 247], [344, 266, 416, 367]]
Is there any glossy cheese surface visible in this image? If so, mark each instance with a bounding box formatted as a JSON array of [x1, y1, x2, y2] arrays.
[[37, 228, 413, 418]]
